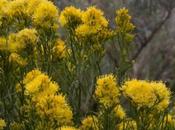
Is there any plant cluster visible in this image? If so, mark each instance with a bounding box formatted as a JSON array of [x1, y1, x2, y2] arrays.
[[0, 0, 174, 130]]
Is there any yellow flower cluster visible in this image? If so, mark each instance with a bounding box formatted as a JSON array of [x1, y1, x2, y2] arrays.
[[95, 74, 120, 108], [60, 126, 78, 130], [59, 6, 82, 29], [117, 119, 137, 130], [164, 114, 175, 127], [0, 0, 7, 16], [115, 8, 135, 43], [80, 115, 99, 130], [122, 79, 171, 111], [27, 0, 44, 15], [0, 0, 59, 31], [21, 69, 73, 127], [82, 6, 108, 27], [114, 105, 126, 120], [5, 0, 29, 21], [9, 53, 27, 67], [0, 37, 7, 51], [32, 0, 59, 31], [0, 118, 6, 130], [75, 6, 111, 39], [23, 69, 59, 96], [53, 39, 69, 59], [7, 28, 37, 52]]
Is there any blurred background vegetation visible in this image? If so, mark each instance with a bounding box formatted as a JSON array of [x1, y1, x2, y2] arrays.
[[54, 0, 175, 91]]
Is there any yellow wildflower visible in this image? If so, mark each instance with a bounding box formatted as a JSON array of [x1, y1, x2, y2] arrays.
[[151, 81, 171, 111], [24, 73, 59, 96], [0, 37, 8, 51], [163, 114, 175, 127], [32, 0, 59, 30], [9, 53, 27, 66], [23, 69, 42, 84], [35, 94, 73, 126], [82, 6, 108, 27], [75, 6, 111, 40], [53, 39, 68, 59], [115, 8, 135, 32], [5, 0, 29, 21], [114, 105, 126, 119], [117, 119, 137, 130], [122, 80, 156, 108], [8, 28, 37, 52], [95, 74, 120, 108], [75, 24, 98, 37], [80, 115, 99, 130], [27, 0, 45, 15], [115, 8, 135, 43], [0, 0, 7, 13], [60, 126, 78, 130], [122, 79, 170, 111], [16, 28, 38, 46], [59, 6, 82, 28], [0, 118, 6, 130], [22, 69, 59, 98]]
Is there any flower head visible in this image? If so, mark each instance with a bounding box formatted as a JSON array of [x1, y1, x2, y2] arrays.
[[115, 8, 135, 43], [9, 53, 27, 67], [122, 79, 170, 111], [59, 6, 82, 29], [32, 1, 59, 31], [80, 115, 99, 130], [23, 70, 59, 96], [6, 0, 29, 21], [95, 74, 120, 108], [114, 105, 126, 119], [60, 126, 78, 130], [53, 39, 69, 59], [82, 6, 108, 27], [35, 94, 73, 126], [8, 28, 37, 52], [0, 118, 6, 129]]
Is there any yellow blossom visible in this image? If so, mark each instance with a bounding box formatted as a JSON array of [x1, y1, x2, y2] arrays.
[[75, 6, 112, 40], [5, 0, 29, 21], [59, 6, 82, 28], [122, 79, 170, 111], [115, 8, 135, 32], [0, 0, 7, 14], [9, 53, 27, 66], [24, 72, 59, 96], [151, 81, 171, 111], [0, 118, 6, 130], [23, 69, 42, 84], [0, 37, 8, 51], [32, 0, 59, 30], [35, 94, 73, 126], [60, 126, 78, 130], [16, 28, 38, 46], [117, 119, 137, 130], [53, 39, 68, 59], [163, 114, 175, 127], [114, 105, 126, 119], [80, 115, 99, 130], [115, 8, 135, 43], [27, 0, 45, 15], [8, 28, 38, 52], [95, 74, 120, 108], [82, 6, 108, 27]]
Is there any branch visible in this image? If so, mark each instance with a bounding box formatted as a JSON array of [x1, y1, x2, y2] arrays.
[[132, 10, 172, 60]]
